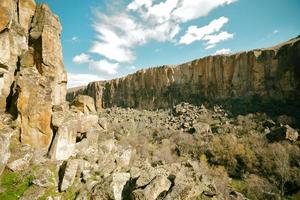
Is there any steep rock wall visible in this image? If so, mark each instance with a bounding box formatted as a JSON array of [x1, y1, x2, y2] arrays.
[[67, 37, 300, 110], [0, 0, 67, 149]]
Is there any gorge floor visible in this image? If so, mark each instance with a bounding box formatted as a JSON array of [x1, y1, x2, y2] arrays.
[[1, 100, 299, 200]]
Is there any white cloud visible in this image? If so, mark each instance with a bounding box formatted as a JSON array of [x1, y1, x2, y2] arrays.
[[81, 0, 237, 68], [203, 31, 234, 47], [172, 0, 237, 22], [146, 0, 179, 23], [73, 53, 91, 64], [179, 17, 233, 49], [90, 10, 180, 63], [214, 48, 231, 55], [67, 73, 104, 88], [73, 53, 119, 74], [91, 41, 136, 63], [179, 16, 229, 45], [71, 36, 79, 42], [89, 59, 119, 74], [127, 0, 153, 10]]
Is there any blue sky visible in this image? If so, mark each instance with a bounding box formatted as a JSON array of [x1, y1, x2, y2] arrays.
[[36, 0, 300, 88]]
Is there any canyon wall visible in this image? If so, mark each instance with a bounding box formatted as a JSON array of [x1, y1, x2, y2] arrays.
[[67, 36, 300, 110], [0, 0, 67, 149]]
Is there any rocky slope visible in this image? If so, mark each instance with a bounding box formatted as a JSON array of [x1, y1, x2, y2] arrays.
[[67, 36, 300, 111]]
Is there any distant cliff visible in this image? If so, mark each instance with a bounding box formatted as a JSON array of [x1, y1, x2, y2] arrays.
[[67, 36, 300, 110]]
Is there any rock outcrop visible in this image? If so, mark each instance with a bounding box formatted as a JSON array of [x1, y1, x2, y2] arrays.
[[0, 0, 67, 150], [67, 36, 300, 111]]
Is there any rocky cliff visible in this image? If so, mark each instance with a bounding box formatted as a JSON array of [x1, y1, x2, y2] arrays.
[[67, 36, 300, 111], [0, 0, 67, 150], [0, 1, 300, 199]]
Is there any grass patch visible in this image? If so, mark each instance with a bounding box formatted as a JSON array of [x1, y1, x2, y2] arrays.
[[0, 170, 34, 200], [229, 179, 247, 193]]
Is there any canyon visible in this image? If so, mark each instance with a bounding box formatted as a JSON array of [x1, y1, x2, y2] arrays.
[[67, 37, 300, 111], [0, 0, 299, 199]]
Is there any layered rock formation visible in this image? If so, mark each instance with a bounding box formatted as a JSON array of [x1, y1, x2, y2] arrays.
[[67, 36, 300, 110], [0, 0, 67, 150]]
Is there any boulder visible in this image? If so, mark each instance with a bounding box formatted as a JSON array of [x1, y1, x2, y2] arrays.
[[60, 159, 78, 192], [0, 126, 13, 175], [19, 185, 45, 200], [116, 148, 135, 170], [193, 122, 212, 134], [266, 125, 298, 142], [7, 153, 32, 171], [48, 118, 77, 161], [72, 95, 96, 114], [132, 175, 171, 200], [111, 172, 131, 200], [98, 117, 108, 130], [49, 112, 100, 161], [33, 167, 55, 187]]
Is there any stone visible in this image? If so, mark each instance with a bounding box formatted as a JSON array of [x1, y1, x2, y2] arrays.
[[60, 159, 78, 192], [263, 119, 276, 128], [78, 114, 99, 133], [266, 125, 298, 142], [46, 196, 61, 200], [133, 175, 171, 200], [33, 168, 55, 187], [111, 172, 131, 200], [20, 47, 35, 68], [98, 117, 108, 130], [19, 185, 45, 200], [18, 0, 36, 33], [193, 122, 212, 134], [16, 67, 54, 149], [49, 111, 99, 161], [7, 153, 32, 171], [277, 115, 295, 126], [0, 6, 11, 32], [0, 0, 67, 150], [72, 95, 96, 114], [48, 120, 77, 161], [0, 127, 13, 175], [116, 148, 135, 169]]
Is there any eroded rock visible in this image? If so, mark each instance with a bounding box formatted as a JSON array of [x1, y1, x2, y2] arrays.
[[60, 159, 78, 192]]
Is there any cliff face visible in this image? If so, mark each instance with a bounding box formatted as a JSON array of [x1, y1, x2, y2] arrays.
[[0, 0, 67, 149], [67, 37, 300, 110]]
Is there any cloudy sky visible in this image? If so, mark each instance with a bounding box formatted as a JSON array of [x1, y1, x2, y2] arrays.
[[36, 0, 300, 88]]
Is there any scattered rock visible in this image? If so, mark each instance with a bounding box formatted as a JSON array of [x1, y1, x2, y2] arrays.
[[59, 159, 78, 191], [133, 175, 171, 200], [0, 126, 13, 175], [266, 125, 298, 142], [98, 117, 108, 130], [33, 167, 55, 187], [72, 95, 96, 114], [111, 172, 131, 200], [7, 153, 32, 171], [19, 185, 45, 200], [193, 122, 212, 134]]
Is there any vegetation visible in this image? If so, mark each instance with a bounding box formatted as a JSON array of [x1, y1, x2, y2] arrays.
[[0, 170, 34, 200]]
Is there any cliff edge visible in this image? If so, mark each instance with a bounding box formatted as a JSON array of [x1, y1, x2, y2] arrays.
[[67, 36, 300, 111]]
